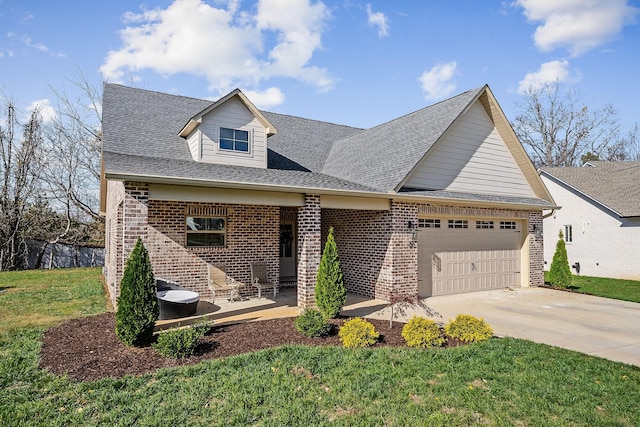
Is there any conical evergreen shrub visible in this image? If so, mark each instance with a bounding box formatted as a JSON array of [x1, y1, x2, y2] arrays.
[[315, 227, 346, 319], [548, 230, 572, 288], [115, 238, 159, 346]]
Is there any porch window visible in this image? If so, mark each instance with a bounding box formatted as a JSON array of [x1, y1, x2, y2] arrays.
[[186, 217, 226, 247], [219, 127, 249, 152]]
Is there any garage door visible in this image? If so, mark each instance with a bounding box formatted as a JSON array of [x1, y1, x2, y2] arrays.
[[418, 218, 523, 297]]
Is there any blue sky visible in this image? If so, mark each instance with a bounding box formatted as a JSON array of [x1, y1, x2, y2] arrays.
[[1, 0, 639, 131]]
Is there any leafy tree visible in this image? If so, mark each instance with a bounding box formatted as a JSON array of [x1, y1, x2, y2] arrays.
[[514, 80, 620, 167], [549, 230, 572, 288], [115, 238, 158, 346], [315, 227, 346, 318]]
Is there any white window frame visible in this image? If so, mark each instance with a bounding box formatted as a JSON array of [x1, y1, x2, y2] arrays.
[[564, 225, 573, 243], [186, 216, 227, 248]]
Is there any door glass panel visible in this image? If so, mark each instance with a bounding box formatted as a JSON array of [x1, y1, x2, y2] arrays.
[[280, 224, 293, 258]]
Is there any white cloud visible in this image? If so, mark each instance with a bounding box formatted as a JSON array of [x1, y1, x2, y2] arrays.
[[418, 61, 458, 100], [243, 86, 285, 109], [22, 35, 48, 52], [26, 99, 56, 123], [515, 0, 639, 56], [366, 4, 389, 38], [100, 0, 333, 97], [517, 59, 570, 93], [20, 12, 34, 24]]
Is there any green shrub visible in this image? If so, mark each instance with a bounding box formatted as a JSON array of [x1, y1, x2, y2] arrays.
[[338, 318, 379, 348], [401, 316, 444, 348], [115, 238, 158, 347], [549, 230, 572, 288], [445, 314, 493, 343], [153, 319, 211, 358], [315, 227, 346, 319], [294, 309, 332, 337]]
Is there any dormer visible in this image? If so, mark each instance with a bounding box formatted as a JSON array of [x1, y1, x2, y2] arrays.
[[178, 89, 277, 169]]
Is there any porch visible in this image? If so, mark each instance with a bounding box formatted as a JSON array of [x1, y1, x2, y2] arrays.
[[154, 287, 389, 331]]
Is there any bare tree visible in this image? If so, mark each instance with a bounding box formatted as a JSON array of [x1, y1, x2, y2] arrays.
[[0, 97, 45, 270], [618, 124, 640, 161], [44, 72, 102, 222], [513, 80, 620, 167]]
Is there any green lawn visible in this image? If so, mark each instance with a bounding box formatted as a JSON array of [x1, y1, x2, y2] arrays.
[[545, 272, 640, 303], [1, 269, 640, 426]]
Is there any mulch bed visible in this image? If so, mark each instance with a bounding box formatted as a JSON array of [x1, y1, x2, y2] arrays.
[[40, 313, 466, 382]]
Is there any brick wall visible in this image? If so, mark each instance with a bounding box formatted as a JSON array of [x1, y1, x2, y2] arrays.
[[321, 209, 390, 298], [104, 180, 279, 305], [528, 210, 544, 287], [297, 195, 321, 307], [147, 200, 280, 299], [321, 201, 419, 301]]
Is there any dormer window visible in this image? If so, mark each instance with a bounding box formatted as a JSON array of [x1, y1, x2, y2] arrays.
[[220, 127, 249, 153]]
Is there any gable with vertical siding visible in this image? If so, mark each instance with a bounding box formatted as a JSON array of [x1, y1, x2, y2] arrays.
[[404, 101, 535, 198]]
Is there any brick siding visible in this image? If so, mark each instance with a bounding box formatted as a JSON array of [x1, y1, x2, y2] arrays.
[[297, 195, 322, 308], [104, 180, 279, 306], [105, 179, 546, 307], [321, 201, 419, 301], [528, 210, 544, 287]]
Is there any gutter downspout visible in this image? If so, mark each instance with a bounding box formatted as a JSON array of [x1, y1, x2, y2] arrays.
[[542, 209, 556, 219]]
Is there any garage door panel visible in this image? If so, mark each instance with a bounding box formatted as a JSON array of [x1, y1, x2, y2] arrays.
[[418, 222, 523, 297]]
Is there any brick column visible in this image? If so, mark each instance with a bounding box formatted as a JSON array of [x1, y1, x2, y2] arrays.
[[528, 211, 544, 287], [377, 201, 418, 301], [297, 194, 321, 308], [122, 181, 149, 270]]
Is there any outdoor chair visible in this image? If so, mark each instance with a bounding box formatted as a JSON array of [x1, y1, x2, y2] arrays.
[[208, 263, 243, 303], [250, 261, 277, 299]]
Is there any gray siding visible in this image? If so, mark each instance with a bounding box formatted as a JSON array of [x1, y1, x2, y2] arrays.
[[200, 97, 267, 168], [187, 130, 200, 161], [404, 101, 535, 197]]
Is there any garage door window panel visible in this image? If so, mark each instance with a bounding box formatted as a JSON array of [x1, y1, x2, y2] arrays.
[[419, 218, 440, 229], [448, 220, 468, 229], [476, 220, 494, 229], [500, 221, 517, 230]]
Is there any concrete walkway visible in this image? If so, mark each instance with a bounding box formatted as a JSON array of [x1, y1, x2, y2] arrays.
[[157, 287, 640, 367]]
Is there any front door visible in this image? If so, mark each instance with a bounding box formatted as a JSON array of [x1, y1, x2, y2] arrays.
[[279, 221, 296, 280]]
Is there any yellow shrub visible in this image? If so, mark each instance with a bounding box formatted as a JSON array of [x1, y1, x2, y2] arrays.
[[338, 318, 379, 348], [401, 316, 444, 348], [445, 314, 493, 343]]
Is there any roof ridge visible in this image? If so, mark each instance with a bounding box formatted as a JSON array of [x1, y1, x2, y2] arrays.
[[262, 110, 363, 131], [105, 82, 216, 104]]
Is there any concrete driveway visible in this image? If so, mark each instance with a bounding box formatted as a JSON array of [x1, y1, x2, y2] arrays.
[[361, 287, 640, 367]]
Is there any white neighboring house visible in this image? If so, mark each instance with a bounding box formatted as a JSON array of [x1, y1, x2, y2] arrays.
[[539, 161, 640, 280]]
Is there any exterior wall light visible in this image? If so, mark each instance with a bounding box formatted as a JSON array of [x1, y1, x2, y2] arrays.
[[534, 224, 543, 240]]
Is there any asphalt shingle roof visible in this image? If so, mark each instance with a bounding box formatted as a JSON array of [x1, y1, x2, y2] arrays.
[[102, 83, 554, 209], [540, 161, 640, 217], [321, 87, 485, 192], [104, 152, 378, 193]]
